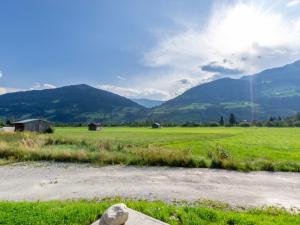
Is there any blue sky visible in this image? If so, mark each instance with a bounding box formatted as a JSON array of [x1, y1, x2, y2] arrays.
[[1, 0, 300, 100]]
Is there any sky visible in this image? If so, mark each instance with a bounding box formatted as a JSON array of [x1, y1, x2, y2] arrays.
[[1, 0, 300, 100]]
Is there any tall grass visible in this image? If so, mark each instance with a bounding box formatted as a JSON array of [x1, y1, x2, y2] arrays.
[[0, 131, 299, 171]]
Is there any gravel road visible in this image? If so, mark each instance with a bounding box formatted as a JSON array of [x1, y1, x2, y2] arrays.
[[0, 162, 299, 208]]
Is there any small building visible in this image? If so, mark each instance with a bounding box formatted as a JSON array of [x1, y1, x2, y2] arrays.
[[152, 122, 161, 129], [13, 119, 52, 133], [88, 123, 102, 131]]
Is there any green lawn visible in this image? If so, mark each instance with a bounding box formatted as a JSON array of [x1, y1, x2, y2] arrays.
[[0, 127, 300, 171], [0, 200, 299, 225]]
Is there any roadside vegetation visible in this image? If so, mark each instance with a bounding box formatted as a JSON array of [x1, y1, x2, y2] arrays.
[[0, 127, 299, 172], [0, 199, 299, 225]]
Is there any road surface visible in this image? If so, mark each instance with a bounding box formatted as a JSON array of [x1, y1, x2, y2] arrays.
[[0, 162, 299, 208]]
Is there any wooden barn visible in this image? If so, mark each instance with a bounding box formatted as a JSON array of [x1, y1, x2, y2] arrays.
[[88, 123, 102, 131], [152, 122, 161, 129], [14, 119, 52, 133]]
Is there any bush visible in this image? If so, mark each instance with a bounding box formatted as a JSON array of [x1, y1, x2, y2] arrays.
[[239, 122, 251, 127], [44, 127, 55, 133], [254, 121, 263, 127], [293, 121, 300, 127], [208, 122, 220, 127]]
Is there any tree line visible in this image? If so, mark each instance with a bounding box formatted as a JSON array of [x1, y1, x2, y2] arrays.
[[2, 113, 300, 127]]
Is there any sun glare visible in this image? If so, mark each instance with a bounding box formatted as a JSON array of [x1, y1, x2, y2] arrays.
[[210, 3, 286, 54]]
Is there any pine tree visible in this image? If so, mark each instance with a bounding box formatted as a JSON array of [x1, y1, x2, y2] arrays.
[[219, 116, 224, 126], [229, 113, 236, 125]]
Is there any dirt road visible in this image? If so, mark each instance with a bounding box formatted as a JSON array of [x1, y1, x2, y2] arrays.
[[0, 163, 299, 208]]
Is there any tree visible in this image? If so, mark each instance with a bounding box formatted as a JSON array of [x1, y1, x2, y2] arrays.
[[229, 113, 237, 125], [219, 116, 224, 126], [6, 119, 13, 126], [296, 113, 300, 121]]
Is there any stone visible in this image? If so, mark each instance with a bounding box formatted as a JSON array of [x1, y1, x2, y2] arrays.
[[99, 203, 129, 225], [91, 206, 169, 225]]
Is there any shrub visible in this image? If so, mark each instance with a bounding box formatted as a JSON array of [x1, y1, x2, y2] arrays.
[[208, 122, 220, 127], [44, 127, 55, 133], [293, 121, 300, 127], [239, 122, 251, 127]]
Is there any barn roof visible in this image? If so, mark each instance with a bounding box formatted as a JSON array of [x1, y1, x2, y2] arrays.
[[14, 119, 50, 124]]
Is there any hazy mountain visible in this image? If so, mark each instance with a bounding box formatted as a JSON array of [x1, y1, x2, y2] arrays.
[[0, 84, 145, 123], [148, 60, 300, 122], [131, 98, 165, 108]]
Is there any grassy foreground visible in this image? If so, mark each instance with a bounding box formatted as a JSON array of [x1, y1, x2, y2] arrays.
[[0, 127, 300, 171], [0, 200, 299, 225]]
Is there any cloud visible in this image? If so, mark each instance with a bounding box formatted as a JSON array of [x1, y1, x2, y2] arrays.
[[286, 0, 300, 7], [97, 84, 170, 100], [144, 0, 300, 80], [0, 87, 21, 95], [177, 78, 191, 84], [97, 72, 202, 100], [0, 83, 56, 95], [30, 83, 57, 90], [201, 62, 244, 75], [117, 75, 126, 80], [0, 88, 6, 95]]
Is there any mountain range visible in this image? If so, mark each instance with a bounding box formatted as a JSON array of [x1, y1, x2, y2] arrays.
[[149, 60, 300, 122], [130, 98, 164, 108], [1, 60, 300, 123], [0, 84, 144, 123]]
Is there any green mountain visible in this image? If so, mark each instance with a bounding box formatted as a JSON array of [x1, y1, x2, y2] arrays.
[[0, 84, 145, 123], [148, 60, 300, 122], [1, 60, 300, 123], [130, 98, 165, 108]]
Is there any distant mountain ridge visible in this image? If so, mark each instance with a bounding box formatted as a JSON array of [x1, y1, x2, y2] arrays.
[[130, 98, 165, 108], [1, 60, 300, 123], [0, 84, 144, 123], [148, 60, 300, 122]]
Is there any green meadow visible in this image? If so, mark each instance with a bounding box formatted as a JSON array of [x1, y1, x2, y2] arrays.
[[1, 200, 299, 225], [0, 127, 300, 171]]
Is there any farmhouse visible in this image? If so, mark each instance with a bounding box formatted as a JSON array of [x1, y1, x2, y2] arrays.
[[14, 119, 52, 133], [152, 122, 161, 129], [88, 123, 102, 131]]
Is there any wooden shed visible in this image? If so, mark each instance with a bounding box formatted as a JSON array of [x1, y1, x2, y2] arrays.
[[88, 123, 102, 131], [14, 119, 52, 133], [152, 122, 161, 129]]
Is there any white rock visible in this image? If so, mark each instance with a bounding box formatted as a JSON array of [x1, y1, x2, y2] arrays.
[[99, 203, 129, 225]]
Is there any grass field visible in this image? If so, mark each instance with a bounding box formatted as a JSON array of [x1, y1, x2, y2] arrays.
[[0, 200, 299, 225], [0, 127, 300, 171]]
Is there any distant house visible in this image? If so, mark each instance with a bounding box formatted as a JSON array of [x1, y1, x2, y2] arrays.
[[14, 119, 52, 133], [88, 123, 102, 131], [152, 122, 161, 129]]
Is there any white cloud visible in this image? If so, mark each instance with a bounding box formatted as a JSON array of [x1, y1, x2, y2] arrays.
[[286, 0, 300, 7], [97, 72, 202, 100], [29, 83, 57, 90], [0, 87, 6, 95], [0, 82, 57, 95], [0, 87, 21, 95], [98, 84, 170, 100], [145, 1, 300, 79], [116, 75, 126, 80]]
